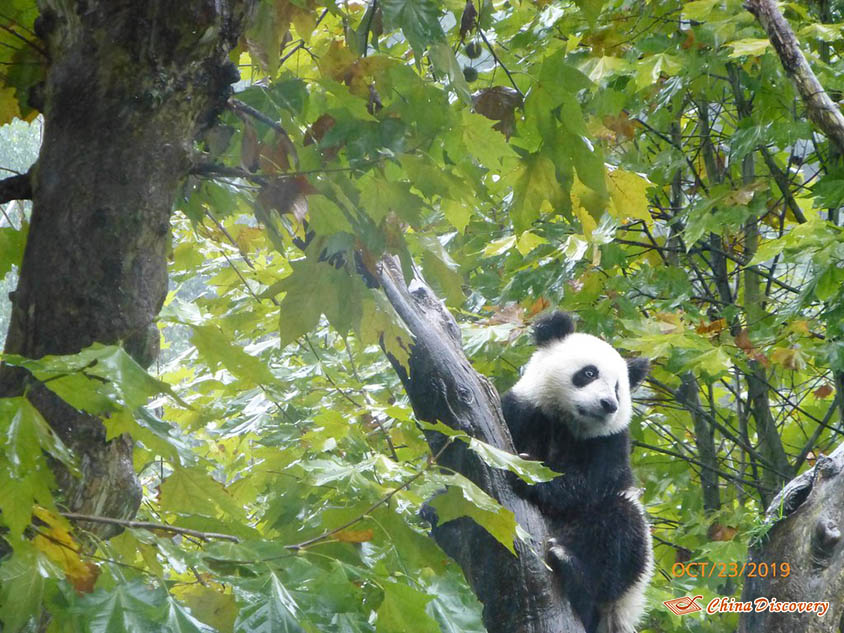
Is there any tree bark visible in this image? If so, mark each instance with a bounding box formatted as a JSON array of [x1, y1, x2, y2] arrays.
[[738, 442, 844, 633], [375, 255, 584, 633], [745, 0, 844, 154], [0, 0, 253, 536]]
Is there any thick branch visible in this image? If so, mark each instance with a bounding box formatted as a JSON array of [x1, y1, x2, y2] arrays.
[[375, 255, 583, 633], [738, 442, 844, 632], [0, 171, 32, 204], [745, 0, 844, 154], [677, 372, 721, 512]]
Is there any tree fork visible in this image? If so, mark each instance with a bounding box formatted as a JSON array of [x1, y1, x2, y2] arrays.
[[0, 0, 253, 536], [375, 255, 585, 633]]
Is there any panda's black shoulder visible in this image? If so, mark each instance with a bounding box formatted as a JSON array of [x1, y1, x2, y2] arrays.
[[501, 390, 558, 451], [533, 311, 575, 347]]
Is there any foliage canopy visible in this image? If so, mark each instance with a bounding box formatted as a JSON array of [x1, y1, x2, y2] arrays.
[[2, 0, 844, 630]]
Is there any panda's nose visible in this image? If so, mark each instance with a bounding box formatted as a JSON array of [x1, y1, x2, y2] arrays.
[[600, 398, 618, 414]]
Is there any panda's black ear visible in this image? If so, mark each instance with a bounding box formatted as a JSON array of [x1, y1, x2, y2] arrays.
[[627, 357, 649, 390], [533, 311, 575, 347]]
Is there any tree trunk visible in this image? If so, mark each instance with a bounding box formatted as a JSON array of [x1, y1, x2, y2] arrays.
[[738, 442, 844, 633], [375, 256, 585, 633], [0, 0, 252, 536]]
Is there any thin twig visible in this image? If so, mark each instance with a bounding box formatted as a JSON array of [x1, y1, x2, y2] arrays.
[[477, 28, 523, 99], [61, 512, 241, 543], [286, 439, 452, 550]]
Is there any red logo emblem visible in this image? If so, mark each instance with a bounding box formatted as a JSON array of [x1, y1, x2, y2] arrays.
[[663, 595, 703, 616]]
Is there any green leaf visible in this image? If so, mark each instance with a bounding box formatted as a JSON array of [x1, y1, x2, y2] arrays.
[[573, 0, 605, 25], [429, 476, 519, 554], [0, 224, 27, 277], [635, 53, 682, 90], [419, 420, 558, 483], [728, 38, 771, 58], [159, 466, 244, 519], [78, 581, 167, 633], [164, 596, 216, 633], [376, 580, 439, 633], [511, 154, 561, 232], [359, 173, 425, 225], [428, 41, 472, 105], [748, 238, 787, 265], [683, 0, 721, 20], [815, 266, 843, 302], [459, 110, 514, 168], [421, 249, 465, 307], [441, 199, 472, 233], [682, 346, 731, 378], [5, 344, 187, 411], [235, 572, 305, 633], [467, 437, 559, 484], [191, 325, 276, 386], [276, 260, 327, 346], [381, 0, 444, 57], [569, 134, 607, 198], [482, 235, 516, 257], [515, 231, 547, 256], [0, 545, 50, 632]]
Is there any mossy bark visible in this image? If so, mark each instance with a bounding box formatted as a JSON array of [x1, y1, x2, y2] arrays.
[[0, 0, 253, 535]]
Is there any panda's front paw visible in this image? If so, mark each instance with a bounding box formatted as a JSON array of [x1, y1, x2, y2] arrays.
[[546, 538, 570, 571]]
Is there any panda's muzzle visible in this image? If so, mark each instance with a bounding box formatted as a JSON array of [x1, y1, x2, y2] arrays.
[[577, 405, 612, 421], [576, 398, 618, 421], [600, 398, 617, 414]]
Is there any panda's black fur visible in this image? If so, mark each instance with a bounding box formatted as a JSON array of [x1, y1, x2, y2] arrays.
[[501, 311, 652, 633]]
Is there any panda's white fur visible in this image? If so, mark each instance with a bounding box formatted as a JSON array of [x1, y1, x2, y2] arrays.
[[511, 332, 634, 439], [501, 311, 652, 633]]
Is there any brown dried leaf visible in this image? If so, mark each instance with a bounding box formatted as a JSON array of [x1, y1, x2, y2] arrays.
[[814, 384, 834, 399], [472, 86, 522, 121], [258, 134, 291, 174], [707, 523, 737, 542], [241, 124, 260, 172], [697, 318, 727, 335], [460, 0, 477, 38], [258, 178, 309, 222], [734, 328, 753, 352]]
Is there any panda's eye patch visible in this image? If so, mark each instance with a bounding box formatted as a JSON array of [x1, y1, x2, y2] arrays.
[[573, 365, 599, 387]]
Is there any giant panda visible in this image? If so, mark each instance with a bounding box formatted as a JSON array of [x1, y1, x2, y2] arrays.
[[501, 311, 653, 633]]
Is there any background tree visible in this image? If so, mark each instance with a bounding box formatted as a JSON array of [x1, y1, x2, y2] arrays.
[[1, 0, 844, 632]]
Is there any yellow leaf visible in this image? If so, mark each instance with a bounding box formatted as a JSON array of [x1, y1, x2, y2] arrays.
[[770, 347, 806, 371], [335, 528, 374, 543], [607, 169, 652, 225], [0, 86, 21, 126], [728, 38, 771, 58], [32, 508, 98, 593], [483, 235, 516, 257], [516, 231, 547, 256]]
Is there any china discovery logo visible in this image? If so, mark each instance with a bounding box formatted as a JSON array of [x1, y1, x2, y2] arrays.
[[663, 595, 703, 616]]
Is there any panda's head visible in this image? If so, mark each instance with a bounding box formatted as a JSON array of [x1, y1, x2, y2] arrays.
[[512, 311, 649, 438]]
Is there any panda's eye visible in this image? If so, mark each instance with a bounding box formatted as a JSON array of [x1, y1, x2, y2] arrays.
[[573, 365, 600, 387]]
